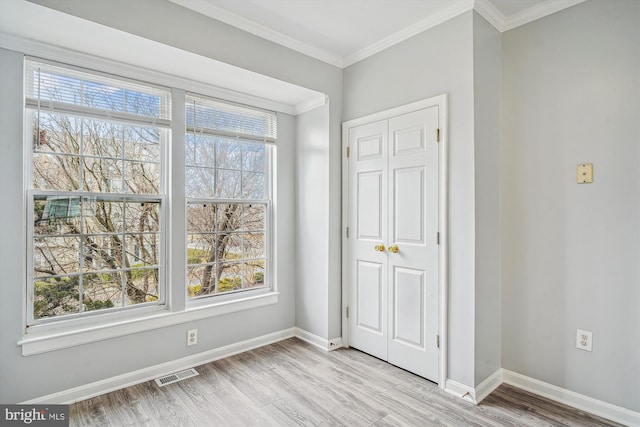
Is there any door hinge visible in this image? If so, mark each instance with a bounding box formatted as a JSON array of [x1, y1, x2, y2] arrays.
[[436, 334, 440, 348], [436, 128, 440, 142], [346, 146, 350, 157], [346, 226, 349, 238], [346, 306, 349, 318], [436, 232, 440, 245]]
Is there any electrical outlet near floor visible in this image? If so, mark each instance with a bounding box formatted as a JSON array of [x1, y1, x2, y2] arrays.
[[576, 329, 592, 352], [187, 329, 198, 346]]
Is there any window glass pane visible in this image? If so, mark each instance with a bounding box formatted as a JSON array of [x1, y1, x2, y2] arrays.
[[189, 264, 218, 296], [219, 233, 242, 263], [82, 234, 124, 272], [186, 134, 216, 167], [33, 113, 81, 155], [186, 202, 267, 298], [243, 262, 265, 288], [33, 236, 80, 278], [83, 120, 122, 158], [125, 201, 160, 233], [125, 126, 160, 162], [243, 232, 265, 259], [34, 195, 82, 234], [242, 144, 264, 172], [125, 233, 159, 267], [125, 268, 158, 305], [33, 153, 80, 191], [244, 204, 265, 231], [83, 272, 122, 310], [218, 262, 242, 293], [82, 157, 123, 193], [124, 161, 160, 194], [216, 169, 242, 198], [242, 171, 264, 199], [216, 139, 242, 170], [34, 276, 80, 319], [186, 167, 215, 198], [186, 204, 216, 234], [83, 199, 124, 234]]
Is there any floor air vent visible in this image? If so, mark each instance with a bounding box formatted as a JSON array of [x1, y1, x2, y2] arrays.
[[154, 368, 199, 387]]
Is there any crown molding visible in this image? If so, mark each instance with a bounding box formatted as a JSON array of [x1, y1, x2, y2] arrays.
[[473, 0, 505, 32], [168, 0, 344, 68], [502, 0, 588, 32], [169, 0, 590, 69], [343, 0, 475, 67]]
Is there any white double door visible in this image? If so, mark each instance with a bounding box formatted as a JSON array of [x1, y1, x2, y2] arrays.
[[347, 106, 439, 382]]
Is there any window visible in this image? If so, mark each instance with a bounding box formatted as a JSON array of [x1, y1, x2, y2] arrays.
[[22, 58, 280, 343], [185, 95, 276, 299], [26, 59, 171, 326]]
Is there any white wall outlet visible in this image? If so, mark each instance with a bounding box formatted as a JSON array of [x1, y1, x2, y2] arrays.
[[576, 329, 592, 351], [187, 329, 198, 346]]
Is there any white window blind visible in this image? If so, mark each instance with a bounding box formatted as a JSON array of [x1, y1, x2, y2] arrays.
[[25, 59, 172, 128], [185, 94, 277, 144]]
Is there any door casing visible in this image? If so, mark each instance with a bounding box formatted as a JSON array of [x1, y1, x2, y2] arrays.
[[341, 94, 448, 388]]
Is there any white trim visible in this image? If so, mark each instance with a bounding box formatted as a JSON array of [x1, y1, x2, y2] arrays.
[[167, 0, 344, 68], [21, 328, 295, 404], [502, 0, 588, 32], [437, 96, 450, 391], [474, 368, 503, 403], [293, 327, 343, 352], [341, 94, 449, 387], [293, 94, 329, 116], [19, 292, 279, 356], [473, 0, 506, 32], [444, 379, 477, 404], [503, 370, 640, 427], [343, 1, 474, 67]]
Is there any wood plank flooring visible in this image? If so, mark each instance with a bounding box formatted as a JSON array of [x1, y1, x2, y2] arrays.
[[70, 338, 623, 426]]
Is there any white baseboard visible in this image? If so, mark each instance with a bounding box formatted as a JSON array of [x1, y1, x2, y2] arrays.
[[474, 368, 503, 404], [502, 370, 640, 427], [293, 327, 343, 352], [22, 328, 296, 405], [444, 379, 476, 404]]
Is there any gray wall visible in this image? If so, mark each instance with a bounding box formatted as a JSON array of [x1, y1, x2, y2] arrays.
[[295, 104, 330, 337], [1, 0, 343, 403], [343, 12, 477, 387], [472, 11, 502, 386], [501, 0, 640, 412]]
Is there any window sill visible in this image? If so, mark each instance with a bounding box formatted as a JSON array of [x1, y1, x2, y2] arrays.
[[18, 291, 279, 356]]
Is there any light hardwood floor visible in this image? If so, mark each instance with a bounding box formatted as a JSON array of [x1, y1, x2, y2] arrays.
[[71, 338, 623, 426]]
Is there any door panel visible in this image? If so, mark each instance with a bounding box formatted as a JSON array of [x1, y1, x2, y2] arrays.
[[392, 267, 424, 348], [357, 171, 383, 240], [356, 261, 383, 333], [387, 106, 439, 381], [348, 120, 388, 361], [394, 167, 425, 244], [393, 125, 425, 156]]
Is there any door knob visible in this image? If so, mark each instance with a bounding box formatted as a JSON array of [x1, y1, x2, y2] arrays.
[[374, 244, 385, 252], [388, 245, 399, 253]]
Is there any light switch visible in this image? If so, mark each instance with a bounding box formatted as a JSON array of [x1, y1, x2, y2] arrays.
[[576, 163, 593, 183]]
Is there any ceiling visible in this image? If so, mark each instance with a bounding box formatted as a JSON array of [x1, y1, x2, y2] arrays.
[[169, 0, 587, 68]]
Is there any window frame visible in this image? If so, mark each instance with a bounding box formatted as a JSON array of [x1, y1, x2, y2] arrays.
[[184, 93, 276, 304], [24, 59, 171, 329]]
